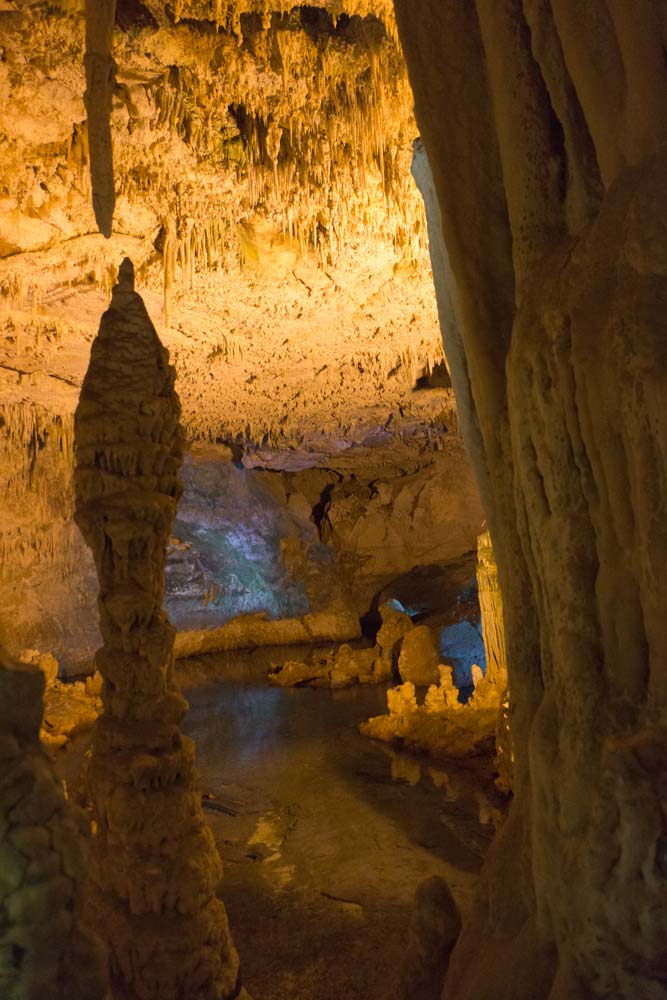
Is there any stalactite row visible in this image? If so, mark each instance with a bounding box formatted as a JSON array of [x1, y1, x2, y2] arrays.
[[0, 403, 77, 575], [171, 0, 396, 33], [110, 7, 422, 306]]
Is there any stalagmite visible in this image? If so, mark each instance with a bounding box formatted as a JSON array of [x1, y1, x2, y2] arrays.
[[0, 647, 107, 1000], [73, 258, 240, 1000], [84, 0, 117, 237]]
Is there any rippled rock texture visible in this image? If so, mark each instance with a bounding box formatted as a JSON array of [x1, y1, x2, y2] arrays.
[[399, 3, 667, 997], [0, 648, 107, 1000], [74, 259, 240, 1000]]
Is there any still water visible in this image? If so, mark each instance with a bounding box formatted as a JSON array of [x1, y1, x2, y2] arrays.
[[181, 647, 503, 1000]]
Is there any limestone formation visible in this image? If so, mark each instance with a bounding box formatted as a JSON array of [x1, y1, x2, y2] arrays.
[[73, 258, 239, 1000], [269, 643, 380, 688], [361, 665, 498, 760], [395, 3, 667, 996], [0, 2, 489, 664], [476, 531, 512, 791], [397, 625, 440, 687], [0, 647, 107, 1000], [474, 532, 506, 688], [398, 875, 462, 1000], [84, 0, 117, 237], [375, 600, 413, 679]]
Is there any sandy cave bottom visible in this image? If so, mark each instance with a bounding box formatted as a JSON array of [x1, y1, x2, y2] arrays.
[[60, 646, 505, 1000]]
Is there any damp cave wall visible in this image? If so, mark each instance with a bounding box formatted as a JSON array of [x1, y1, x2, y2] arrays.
[[394, 2, 667, 998], [0, 0, 484, 667]]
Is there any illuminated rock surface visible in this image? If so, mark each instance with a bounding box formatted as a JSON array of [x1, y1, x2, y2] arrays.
[[0, 0, 483, 666], [1, 0, 663, 997], [0, 647, 107, 1000], [73, 259, 240, 1000], [397, 2, 667, 996]]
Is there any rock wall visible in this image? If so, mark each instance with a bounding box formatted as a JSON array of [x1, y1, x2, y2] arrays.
[[0, 648, 107, 1000], [0, 0, 476, 660], [395, 3, 667, 998]]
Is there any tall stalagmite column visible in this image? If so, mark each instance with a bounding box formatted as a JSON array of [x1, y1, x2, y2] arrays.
[[74, 259, 240, 1000], [0, 648, 107, 1000]]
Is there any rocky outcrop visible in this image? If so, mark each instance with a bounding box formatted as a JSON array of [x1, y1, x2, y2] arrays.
[[396, 3, 667, 997], [0, 647, 107, 1000], [397, 625, 441, 687], [73, 258, 239, 1000], [398, 876, 462, 1000], [268, 642, 380, 688], [361, 665, 497, 760]]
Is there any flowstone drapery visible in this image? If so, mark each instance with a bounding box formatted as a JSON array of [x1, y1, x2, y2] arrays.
[[74, 258, 240, 1000], [396, 2, 667, 997]]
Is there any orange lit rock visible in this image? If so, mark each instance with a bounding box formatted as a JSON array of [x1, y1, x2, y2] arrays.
[[395, 2, 667, 995], [73, 258, 240, 1000], [0, 647, 108, 1000], [397, 625, 440, 687]]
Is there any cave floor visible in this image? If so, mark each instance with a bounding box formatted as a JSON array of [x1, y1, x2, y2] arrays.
[[177, 647, 504, 1000]]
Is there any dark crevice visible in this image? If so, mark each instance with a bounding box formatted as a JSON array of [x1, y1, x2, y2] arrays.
[[116, 0, 159, 31]]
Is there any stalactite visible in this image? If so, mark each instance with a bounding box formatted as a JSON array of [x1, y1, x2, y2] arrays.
[[83, 0, 117, 237], [73, 258, 240, 1000]]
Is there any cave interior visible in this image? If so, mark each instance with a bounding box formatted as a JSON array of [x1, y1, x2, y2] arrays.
[[0, 2, 665, 1000]]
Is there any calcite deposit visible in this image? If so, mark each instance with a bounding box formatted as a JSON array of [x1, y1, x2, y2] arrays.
[[73, 258, 239, 1000], [398, 2, 667, 996], [0, 0, 484, 666], [1, 0, 663, 997], [0, 647, 107, 1000], [361, 532, 507, 768]]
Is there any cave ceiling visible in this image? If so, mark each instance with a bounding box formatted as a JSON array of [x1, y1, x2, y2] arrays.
[[0, 0, 445, 454]]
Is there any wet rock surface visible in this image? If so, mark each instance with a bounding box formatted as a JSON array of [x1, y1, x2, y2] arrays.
[[177, 650, 505, 1000]]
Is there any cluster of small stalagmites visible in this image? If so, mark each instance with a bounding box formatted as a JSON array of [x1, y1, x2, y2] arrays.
[[73, 259, 239, 1000], [0, 647, 107, 1000]]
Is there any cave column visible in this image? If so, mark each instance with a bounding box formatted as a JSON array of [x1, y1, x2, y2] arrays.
[[74, 258, 240, 1000]]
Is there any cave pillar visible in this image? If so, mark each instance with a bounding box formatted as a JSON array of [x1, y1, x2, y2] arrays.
[[476, 530, 506, 688], [395, 1, 667, 997], [0, 648, 108, 1000], [74, 258, 240, 1000], [476, 530, 512, 790]]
